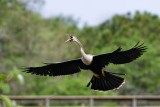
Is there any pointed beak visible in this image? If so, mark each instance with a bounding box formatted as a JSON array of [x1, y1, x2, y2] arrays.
[[65, 38, 71, 43]]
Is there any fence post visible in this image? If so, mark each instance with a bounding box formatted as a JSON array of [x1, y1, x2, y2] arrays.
[[45, 98, 50, 107], [132, 97, 137, 107], [89, 98, 94, 107]]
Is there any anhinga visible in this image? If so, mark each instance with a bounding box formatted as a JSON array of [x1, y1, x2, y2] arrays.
[[23, 35, 146, 91]]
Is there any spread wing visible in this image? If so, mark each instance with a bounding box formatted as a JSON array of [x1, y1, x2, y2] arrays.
[[23, 58, 88, 77], [93, 42, 147, 66]]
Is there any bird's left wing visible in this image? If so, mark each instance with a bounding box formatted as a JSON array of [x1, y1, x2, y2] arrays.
[[93, 42, 147, 66], [23, 58, 87, 77]]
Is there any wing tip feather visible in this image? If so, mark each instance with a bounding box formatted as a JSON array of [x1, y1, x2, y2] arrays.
[[134, 42, 147, 53]]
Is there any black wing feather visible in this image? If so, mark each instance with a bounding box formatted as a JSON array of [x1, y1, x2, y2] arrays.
[[109, 42, 147, 64], [23, 58, 87, 77], [93, 42, 147, 66]]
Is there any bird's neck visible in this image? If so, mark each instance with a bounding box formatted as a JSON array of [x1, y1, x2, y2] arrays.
[[75, 40, 87, 57], [80, 47, 87, 57], [75, 39, 93, 65]]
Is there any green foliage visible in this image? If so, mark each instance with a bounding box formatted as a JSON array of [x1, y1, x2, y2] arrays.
[[0, 0, 159, 95], [0, 69, 24, 94], [0, 95, 12, 107], [0, 74, 6, 80]]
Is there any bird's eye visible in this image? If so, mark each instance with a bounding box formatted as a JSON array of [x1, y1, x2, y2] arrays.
[[70, 35, 73, 40], [70, 35, 73, 39], [68, 36, 72, 42]]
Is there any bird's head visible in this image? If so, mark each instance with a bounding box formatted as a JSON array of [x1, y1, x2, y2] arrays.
[[65, 34, 78, 43]]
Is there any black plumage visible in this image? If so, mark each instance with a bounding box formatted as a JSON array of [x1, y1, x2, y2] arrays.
[[24, 59, 88, 76], [23, 35, 147, 91]]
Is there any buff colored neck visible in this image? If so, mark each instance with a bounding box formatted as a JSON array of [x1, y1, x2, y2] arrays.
[[75, 39, 87, 57], [74, 38, 93, 65]]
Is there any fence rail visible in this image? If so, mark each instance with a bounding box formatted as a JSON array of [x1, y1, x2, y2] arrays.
[[1, 95, 160, 107]]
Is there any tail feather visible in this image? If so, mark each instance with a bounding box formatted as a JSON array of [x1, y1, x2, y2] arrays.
[[109, 78, 119, 89], [94, 78, 99, 90], [102, 78, 108, 91], [111, 75, 123, 88], [103, 78, 111, 91], [87, 72, 125, 91], [91, 77, 96, 89], [100, 78, 106, 91], [107, 80, 114, 90], [91, 77, 99, 90]]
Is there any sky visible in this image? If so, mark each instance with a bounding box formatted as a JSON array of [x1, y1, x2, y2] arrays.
[[40, 0, 160, 26]]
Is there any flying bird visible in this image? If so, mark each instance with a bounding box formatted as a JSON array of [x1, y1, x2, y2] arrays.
[[23, 35, 147, 91]]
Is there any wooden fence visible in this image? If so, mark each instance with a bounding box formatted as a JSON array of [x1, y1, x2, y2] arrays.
[[1, 95, 160, 107]]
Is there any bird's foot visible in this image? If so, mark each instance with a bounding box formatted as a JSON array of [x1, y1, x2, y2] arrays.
[[102, 69, 105, 76], [92, 72, 100, 78]]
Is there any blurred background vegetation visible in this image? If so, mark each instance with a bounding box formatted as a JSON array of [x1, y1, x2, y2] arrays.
[[0, 0, 160, 96]]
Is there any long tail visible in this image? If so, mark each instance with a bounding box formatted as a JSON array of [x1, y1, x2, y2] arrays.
[[87, 72, 125, 91]]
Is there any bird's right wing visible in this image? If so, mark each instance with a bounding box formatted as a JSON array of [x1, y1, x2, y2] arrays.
[[108, 42, 147, 64], [93, 42, 147, 66], [23, 58, 88, 77]]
